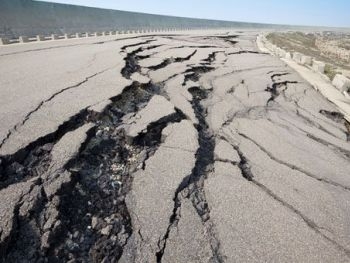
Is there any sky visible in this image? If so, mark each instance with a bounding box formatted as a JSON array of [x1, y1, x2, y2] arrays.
[[41, 0, 350, 28]]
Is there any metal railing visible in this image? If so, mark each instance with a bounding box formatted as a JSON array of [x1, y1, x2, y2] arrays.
[[0, 27, 207, 45]]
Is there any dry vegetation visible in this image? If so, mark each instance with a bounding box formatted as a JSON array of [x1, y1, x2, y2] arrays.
[[267, 31, 350, 70], [324, 64, 340, 80]]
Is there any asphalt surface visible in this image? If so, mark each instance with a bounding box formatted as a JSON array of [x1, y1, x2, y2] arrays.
[[0, 31, 350, 262]]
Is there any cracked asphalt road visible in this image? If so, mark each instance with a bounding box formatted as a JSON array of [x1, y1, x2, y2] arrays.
[[1, 31, 350, 262]]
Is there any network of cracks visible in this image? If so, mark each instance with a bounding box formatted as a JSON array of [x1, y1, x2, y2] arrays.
[[1, 33, 350, 263]]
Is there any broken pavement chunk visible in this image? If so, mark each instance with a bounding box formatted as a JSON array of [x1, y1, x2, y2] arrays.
[[162, 199, 213, 263], [121, 120, 198, 262], [214, 139, 240, 164], [124, 95, 176, 138], [46, 123, 95, 176]]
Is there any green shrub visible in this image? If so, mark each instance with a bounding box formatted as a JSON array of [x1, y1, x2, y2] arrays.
[[324, 64, 339, 80]]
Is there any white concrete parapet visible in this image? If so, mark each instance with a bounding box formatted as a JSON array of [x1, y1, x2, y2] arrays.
[[36, 35, 46, 41], [285, 52, 291, 59], [275, 47, 281, 56], [276, 48, 286, 58], [300, 55, 312, 65], [292, 52, 302, 63], [0, 27, 216, 46], [19, 36, 30, 43], [312, 60, 325, 74], [332, 74, 350, 92]]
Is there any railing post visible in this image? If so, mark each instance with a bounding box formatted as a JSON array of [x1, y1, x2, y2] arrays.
[[36, 35, 45, 41], [0, 37, 10, 45], [19, 36, 30, 43], [51, 34, 58, 40]]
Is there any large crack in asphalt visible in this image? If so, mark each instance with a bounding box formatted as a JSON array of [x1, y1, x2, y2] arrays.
[[120, 39, 160, 79], [1, 34, 193, 262], [266, 80, 299, 105], [120, 39, 156, 52], [4, 32, 350, 262], [0, 67, 115, 151], [250, 179, 350, 258], [319, 109, 350, 140], [0, 39, 163, 150], [0, 34, 223, 263], [0, 79, 186, 262], [228, 50, 268, 55], [202, 51, 225, 64], [155, 82, 223, 262], [174, 49, 198, 63], [231, 136, 350, 259], [293, 106, 345, 138], [49, 93, 186, 262], [147, 50, 198, 71], [305, 133, 350, 159], [182, 66, 215, 86], [275, 114, 349, 155], [0, 109, 91, 190], [319, 109, 345, 123], [205, 35, 239, 46], [238, 132, 350, 192], [0, 35, 184, 261], [169, 45, 220, 49]]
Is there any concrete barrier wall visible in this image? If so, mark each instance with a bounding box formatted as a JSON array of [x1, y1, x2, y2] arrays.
[[333, 74, 350, 92], [260, 33, 350, 97], [0, 31, 135, 45], [312, 61, 325, 74], [0, 0, 274, 39], [0, 28, 218, 45]]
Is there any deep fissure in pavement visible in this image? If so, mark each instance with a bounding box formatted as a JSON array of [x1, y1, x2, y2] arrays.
[[234, 146, 254, 181], [147, 50, 198, 71], [266, 80, 298, 105], [182, 66, 215, 86], [0, 80, 185, 262], [229, 133, 350, 258], [319, 109, 350, 140], [120, 40, 159, 79], [0, 109, 91, 191], [44, 82, 185, 262], [202, 51, 224, 64], [156, 84, 224, 263]]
